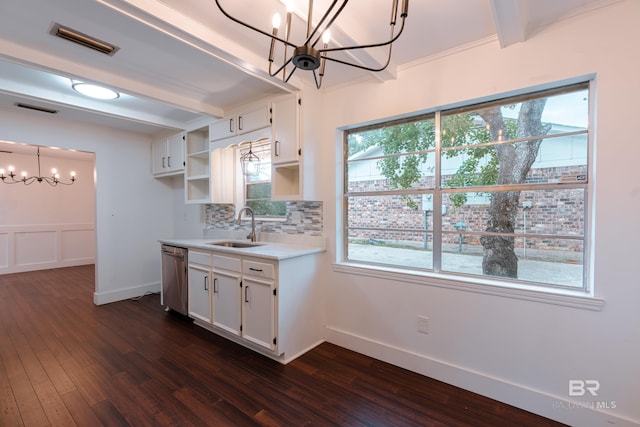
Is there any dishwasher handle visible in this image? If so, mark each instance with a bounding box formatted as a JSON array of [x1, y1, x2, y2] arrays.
[[162, 251, 185, 259]]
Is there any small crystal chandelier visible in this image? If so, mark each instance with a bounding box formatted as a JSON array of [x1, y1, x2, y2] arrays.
[[214, 0, 409, 89], [0, 146, 76, 186]]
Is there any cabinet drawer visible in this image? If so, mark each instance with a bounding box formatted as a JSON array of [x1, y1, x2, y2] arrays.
[[189, 251, 211, 266], [212, 254, 241, 272], [243, 260, 275, 279]]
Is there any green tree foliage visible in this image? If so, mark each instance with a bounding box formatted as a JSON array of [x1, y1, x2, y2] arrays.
[[349, 121, 435, 191], [349, 100, 550, 278], [348, 121, 437, 209], [246, 182, 286, 216], [442, 112, 518, 207]]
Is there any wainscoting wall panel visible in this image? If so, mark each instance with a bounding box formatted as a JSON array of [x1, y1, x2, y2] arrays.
[[0, 233, 8, 268], [0, 224, 95, 274]]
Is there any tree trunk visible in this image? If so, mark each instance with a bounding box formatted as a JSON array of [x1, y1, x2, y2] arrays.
[[477, 99, 550, 278], [480, 191, 520, 277]]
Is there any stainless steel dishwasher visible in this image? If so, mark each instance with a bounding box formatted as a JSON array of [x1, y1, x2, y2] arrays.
[[161, 244, 188, 315]]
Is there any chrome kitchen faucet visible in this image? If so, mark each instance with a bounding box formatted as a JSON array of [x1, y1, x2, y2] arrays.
[[236, 206, 256, 242]]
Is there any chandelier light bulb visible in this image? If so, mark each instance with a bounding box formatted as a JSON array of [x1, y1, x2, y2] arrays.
[[246, 160, 257, 175], [51, 168, 58, 175], [322, 29, 331, 44], [272, 13, 281, 29]]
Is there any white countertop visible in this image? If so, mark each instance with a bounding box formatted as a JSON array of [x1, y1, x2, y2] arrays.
[[159, 237, 325, 260]]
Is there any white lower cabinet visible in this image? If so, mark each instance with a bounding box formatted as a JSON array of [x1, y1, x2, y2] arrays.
[[186, 248, 323, 364], [188, 252, 212, 323], [211, 255, 242, 335], [241, 260, 276, 351], [211, 254, 276, 352]]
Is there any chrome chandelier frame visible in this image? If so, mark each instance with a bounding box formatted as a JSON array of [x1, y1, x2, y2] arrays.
[[214, 0, 409, 89]]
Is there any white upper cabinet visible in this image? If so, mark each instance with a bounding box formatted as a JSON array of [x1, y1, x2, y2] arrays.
[[209, 147, 235, 204], [210, 106, 271, 142], [153, 131, 185, 176], [184, 125, 235, 205], [269, 91, 319, 201], [271, 94, 301, 165]]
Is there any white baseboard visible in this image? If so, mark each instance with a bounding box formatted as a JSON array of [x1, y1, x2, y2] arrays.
[[281, 339, 325, 365], [93, 281, 160, 305], [325, 327, 638, 427], [0, 258, 94, 275]]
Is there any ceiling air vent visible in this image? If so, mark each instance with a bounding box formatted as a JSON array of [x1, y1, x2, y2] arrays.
[[50, 23, 119, 56], [15, 103, 58, 114]]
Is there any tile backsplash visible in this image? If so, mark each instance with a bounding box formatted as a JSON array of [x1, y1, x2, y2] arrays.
[[204, 201, 323, 236]]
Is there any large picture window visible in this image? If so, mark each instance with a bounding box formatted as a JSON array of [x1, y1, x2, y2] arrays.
[[343, 82, 591, 291]]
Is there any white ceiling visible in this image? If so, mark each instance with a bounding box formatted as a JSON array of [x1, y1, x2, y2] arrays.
[[0, 0, 621, 144]]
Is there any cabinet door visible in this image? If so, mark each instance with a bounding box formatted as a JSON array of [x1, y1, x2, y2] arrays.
[[188, 264, 210, 323], [242, 275, 276, 351], [271, 95, 300, 165], [210, 116, 236, 141], [210, 147, 234, 204], [212, 268, 242, 335], [152, 139, 167, 175], [237, 107, 270, 135], [166, 132, 185, 172]]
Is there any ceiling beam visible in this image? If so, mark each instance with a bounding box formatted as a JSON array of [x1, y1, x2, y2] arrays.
[[489, 0, 527, 48], [0, 41, 224, 120], [98, 0, 298, 93]]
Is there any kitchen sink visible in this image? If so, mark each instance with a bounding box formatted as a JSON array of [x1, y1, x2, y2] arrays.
[[207, 241, 264, 248]]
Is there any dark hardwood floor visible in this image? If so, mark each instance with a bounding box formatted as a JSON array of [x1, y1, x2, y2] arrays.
[[0, 265, 565, 426]]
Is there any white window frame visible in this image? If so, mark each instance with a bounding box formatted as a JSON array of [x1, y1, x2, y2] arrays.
[[336, 80, 603, 311]]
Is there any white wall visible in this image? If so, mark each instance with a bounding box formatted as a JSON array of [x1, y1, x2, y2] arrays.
[[0, 108, 176, 304], [0, 150, 94, 224], [169, 174, 206, 238], [0, 149, 95, 273], [316, 1, 640, 426]]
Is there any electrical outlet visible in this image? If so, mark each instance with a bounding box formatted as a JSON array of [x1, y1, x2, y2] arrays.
[[417, 315, 430, 334]]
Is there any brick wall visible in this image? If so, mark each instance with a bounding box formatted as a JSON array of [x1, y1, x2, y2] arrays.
[[348, 166, 585, 252]]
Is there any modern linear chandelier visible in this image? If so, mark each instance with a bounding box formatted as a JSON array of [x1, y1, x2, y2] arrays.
[[0, 146, 76, 186], [214, 0, 409, 89]]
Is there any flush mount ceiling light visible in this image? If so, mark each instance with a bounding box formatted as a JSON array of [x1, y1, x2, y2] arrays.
[[71, 81, 120, 100], [214, 0, 409, 89]]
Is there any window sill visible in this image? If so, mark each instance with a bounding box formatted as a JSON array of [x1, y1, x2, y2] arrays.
[[332, 262, 604, 311]]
